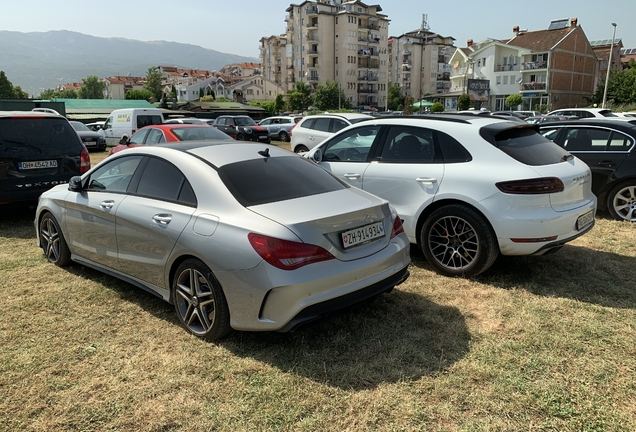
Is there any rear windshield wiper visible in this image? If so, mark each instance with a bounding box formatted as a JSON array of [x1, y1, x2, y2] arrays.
[[0, 139, 43, 153]]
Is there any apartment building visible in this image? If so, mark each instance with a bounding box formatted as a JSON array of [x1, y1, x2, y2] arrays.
[[282, 0, 390, 109], [259, 35, 287, 87]]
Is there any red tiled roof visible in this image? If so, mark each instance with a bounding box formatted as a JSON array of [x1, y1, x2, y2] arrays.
[[504, 26, 577, 51]]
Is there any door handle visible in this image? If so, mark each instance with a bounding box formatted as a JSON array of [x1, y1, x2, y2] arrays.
[[152, 214, 172, 225], [100, 200, 115, 210], [416, 177, 438, 184], [344, 173, 361, 179]]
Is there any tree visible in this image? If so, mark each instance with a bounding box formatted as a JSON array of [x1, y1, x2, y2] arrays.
[[125, 89, 155, 100], [274, 94, 286, 114], [170, 85, 178, 99], [12, 85, 29, 98], [590, 60, 636, 106], [431, 102, 444, 113], [505, 94, 523, 109], [457, 94, 471, 111], [250, 100, 276, 115], [312, 80, 349, 110], [287, 82, 313, 112], [78, 75, 105, 99], [0, 71, 15, 98], [200, 95, 215, 102], [144, 67, 163, 101], [387, 83, 402, 111], [199, 88, 204, 98], [403, 96, 415, 115]]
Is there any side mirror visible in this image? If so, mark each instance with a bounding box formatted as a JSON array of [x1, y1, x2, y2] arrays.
[[68, 176, 83, 192], [311, 148, 322, 163]]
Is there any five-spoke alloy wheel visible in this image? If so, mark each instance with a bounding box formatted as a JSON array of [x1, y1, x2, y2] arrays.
[[39, 212, 71, 267]]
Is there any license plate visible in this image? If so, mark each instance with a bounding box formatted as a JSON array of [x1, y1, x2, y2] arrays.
[[341, 221, 385, 249], [576, 210, 594, 230], [84, 140, 97, 146], [18, 160, 58, 170], [258, 135, 269, 140]]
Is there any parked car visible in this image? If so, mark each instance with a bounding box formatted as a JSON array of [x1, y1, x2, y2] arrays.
[[304, 114, 597, 277], [0, 111, 90, 207], [525, 115, 573, 124], [211, 115, 270, 143], [35, 143, 410, 340], [102, 108, 164, 146], [547, 108, 618, 119], [290, 113, 373, 153], [108, 124, 232, 156], [86, 121, 106, 139], [164, 117, 209, 125], [257, 116, 301, 142], [491, 111, 527, 120], [69, 121, 107, 152], [539, 119, 636, 222], [514, 110, 542, 118]]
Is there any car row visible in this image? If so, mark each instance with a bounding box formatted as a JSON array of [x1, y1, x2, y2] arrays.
[[290, 113, 374, 153]]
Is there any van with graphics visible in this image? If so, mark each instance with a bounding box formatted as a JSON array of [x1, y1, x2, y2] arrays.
[[103, 108, 163, 146]]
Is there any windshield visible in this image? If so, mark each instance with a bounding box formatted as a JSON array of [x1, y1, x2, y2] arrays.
[[70, 121, 90, 131], [0, 117, 80, 156], [171, 127, 232, 141], [235, 117, 257, 126]]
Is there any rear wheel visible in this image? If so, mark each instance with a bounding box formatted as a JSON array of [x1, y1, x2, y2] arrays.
[[294, 144, 309, 153], [607, 181, 636, 222], [39, 212, 71, 267], [278, 131, 289, 142], [172, 259, 231, 341], [420, 205, 498, 277], [236, 133, 245, 141]]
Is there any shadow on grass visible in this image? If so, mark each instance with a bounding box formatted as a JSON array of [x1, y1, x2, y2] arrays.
[[0, 207, 37, 240], [66, 264, 470, 391]]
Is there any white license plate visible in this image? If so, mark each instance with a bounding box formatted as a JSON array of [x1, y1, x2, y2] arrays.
[[84, 140, 97, 146], [576, 210, 594, 230], [258, 135, 269, 140], [341, 221, 385, 249], [19, 160, 58, 170]]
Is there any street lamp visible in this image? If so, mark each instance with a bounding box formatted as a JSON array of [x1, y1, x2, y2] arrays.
[[601, 23, 617, 109]]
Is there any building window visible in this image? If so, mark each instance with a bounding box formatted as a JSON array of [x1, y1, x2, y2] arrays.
[[503, 76, 508, 84], [496, 76, 501, 85]]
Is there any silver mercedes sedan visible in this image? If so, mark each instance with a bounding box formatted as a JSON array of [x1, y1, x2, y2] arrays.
[[35, 142, 410, 340]]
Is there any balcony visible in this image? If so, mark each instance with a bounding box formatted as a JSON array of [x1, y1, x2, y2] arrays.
[[359, 22, 380, 31], [308, 63, 319, 69], [521, 61, 547, 70], [495, 64, 520, 72], [305, 5, 318, 15], [308, 74, 319, 82], [522, 82, 546, 90], [308, 48, 318, 56], [358, 75, 369, 82], [308, 19, 318, 29]]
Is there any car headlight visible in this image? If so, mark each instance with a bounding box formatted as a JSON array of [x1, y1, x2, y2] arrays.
[[244, 127, 253, 134]]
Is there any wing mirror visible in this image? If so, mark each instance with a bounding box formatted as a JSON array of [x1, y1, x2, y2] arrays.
[[68, 176, 84, 192], [311, 148, 322, 162]]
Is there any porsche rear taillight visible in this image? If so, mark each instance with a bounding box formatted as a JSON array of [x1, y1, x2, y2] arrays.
[[80, 148, 91, 174], [496, 177, 564, 194], [248, 233, 334, 270]]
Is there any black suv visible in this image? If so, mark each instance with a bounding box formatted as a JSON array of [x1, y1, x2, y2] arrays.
[[211, 115, 270, 143], [0, 111, 90, 207]]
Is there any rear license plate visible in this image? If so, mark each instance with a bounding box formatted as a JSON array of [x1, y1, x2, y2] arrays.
[[576, 210, 594, 230], [342, 221, 385, 249], [18, 160, 58, 170], [84, 140, 97, 146]]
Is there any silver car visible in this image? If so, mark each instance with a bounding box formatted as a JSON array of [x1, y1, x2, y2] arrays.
[[257, 116, 301, 142], [35, 142, 410, 340]]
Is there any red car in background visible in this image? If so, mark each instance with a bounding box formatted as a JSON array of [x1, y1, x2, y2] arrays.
[[108, 124, 233, 155]]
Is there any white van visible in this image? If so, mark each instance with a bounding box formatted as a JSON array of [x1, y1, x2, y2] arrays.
[[103, 108, 163, 146]]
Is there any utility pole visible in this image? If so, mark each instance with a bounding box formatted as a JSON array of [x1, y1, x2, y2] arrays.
[[601, 23, 617, 109]]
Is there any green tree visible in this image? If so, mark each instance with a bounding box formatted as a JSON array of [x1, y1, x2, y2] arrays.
[[387, 83, 402, 111], [403, 96, 415, 115], [505, 94, 523, 109], [312, 80, 349, 110], [457, 94, 471, 110], [125, 89, 155, 100], [431, 102, 444, 113], [199, 88, 204, 98], [59, 89, 77, 99], [287, 82, 313, 112], [274, 93, 286, 114], [591, 60, 636, 105], [12, 85, 29, 98], [0, 71, 15, 98], [170, 85, 178, 99], [200, 95, 215, 102], [38, 88, 57, 99], [144, 67, 163, 101], [78, 75, 105, 99], [250, 100, 276, 115]]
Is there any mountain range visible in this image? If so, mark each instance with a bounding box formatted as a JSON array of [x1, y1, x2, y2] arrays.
[[0, 30, 259, 96]]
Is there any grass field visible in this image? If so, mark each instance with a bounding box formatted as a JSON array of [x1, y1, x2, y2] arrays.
[[1, 144, 635, 431]]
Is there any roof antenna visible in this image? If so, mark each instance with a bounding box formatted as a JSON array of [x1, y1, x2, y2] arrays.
[[258, 148, 270, 158]]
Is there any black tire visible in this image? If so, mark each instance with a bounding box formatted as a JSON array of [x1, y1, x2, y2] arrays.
[[294, 144, 309, 153], [607, 181, 636, 222], [172, 259, 231, 341], [278, 131, 290, 142], [236, 133, 245, 141], [420, 205, 498, 277], [39, 212, 72, 267]]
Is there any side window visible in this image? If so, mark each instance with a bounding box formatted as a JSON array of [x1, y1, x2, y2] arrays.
[[137, 115, 163, 128], [587, 128, 611, 150], [608, 131, 634, 151], [380, 126, 438, 163], [437, 131, 472, 163], [541, 128, 560, 143], [564, 128, 596, 151], [136, 157, 196, 205], [129, 129, 150, 144], [260, 119, 271, 125], [322, 125, 381, 162], [299, 118, 315, 130], [145, 128, 165, 145], [313, 118, 331, 132], [86, 156, 143, 193], [331, 118, 349, 133], [104, 117, 113, 130], [281, 118, 291, 124]]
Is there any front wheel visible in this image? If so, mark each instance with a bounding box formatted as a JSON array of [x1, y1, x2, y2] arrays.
[[236, 133, 245, 141], [172, 259, 231, 341], [420, 205, 498, 277], [294, 144, 309, 153], [607, 181, 636, 222], [39, 212, 72, 267]]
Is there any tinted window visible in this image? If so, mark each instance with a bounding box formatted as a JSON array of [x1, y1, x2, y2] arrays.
[[437, 131, 472, 163], [172, 127, 231, 141], [380, 126, 439, 163], [145, 128, 165, 144], [313, 118, 331, 132], [137, 115, 163, 128], [0, 118, 81, 155], [129, 129, 150, 144], [235, 117, 257, 126], [495, 128, 570, 166], [608, 131, 634, 151], [331, 118, 349, 132], [136, 157, 192, 203], [219, 156, 347, 207], [299, 118, 315, 129], [86, 156, 143, 193], [70, 121, 90, 131], [563, 127, 611, 151], [323, 125, 380, 162]]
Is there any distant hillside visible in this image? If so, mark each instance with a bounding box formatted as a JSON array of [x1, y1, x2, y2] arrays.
[[0, 30, 259, 96]]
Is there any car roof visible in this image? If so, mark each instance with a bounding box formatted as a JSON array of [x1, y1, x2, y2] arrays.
[[549, 108, 612, 113], [141, 123, 213, 131], [538, 119, 636, 130], [0, 110, 65, 119], [305, 113, 373, 120]]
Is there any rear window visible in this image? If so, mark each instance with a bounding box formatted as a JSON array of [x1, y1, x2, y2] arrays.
[[218, 155, 347, 206], [493, 128, 571, 166], [172, 127, 231, 141], [136, 115, 163, 128], [0, 117, 81, 156]]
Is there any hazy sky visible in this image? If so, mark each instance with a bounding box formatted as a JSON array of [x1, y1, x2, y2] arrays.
[[1, 0, 634, 57]]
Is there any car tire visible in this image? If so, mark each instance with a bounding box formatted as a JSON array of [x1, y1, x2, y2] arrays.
[[420, 204, 499, 277], [39, 212, 72, 267], [607, 181, 636, 222], [172, 258, 231, 341], [236, 133, 245, 141], [294, 144, 309, 153], [278, 131, 289, 142]]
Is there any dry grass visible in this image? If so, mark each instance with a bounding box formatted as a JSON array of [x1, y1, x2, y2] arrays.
[[1, 149, 635, 431]]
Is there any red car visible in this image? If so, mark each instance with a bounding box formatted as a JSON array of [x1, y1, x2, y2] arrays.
[[108, 124, 233, 155]]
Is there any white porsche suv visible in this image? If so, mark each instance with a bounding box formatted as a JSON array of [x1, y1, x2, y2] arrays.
[[304, 114, 597, 277], [290, 113, 373, 153]]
